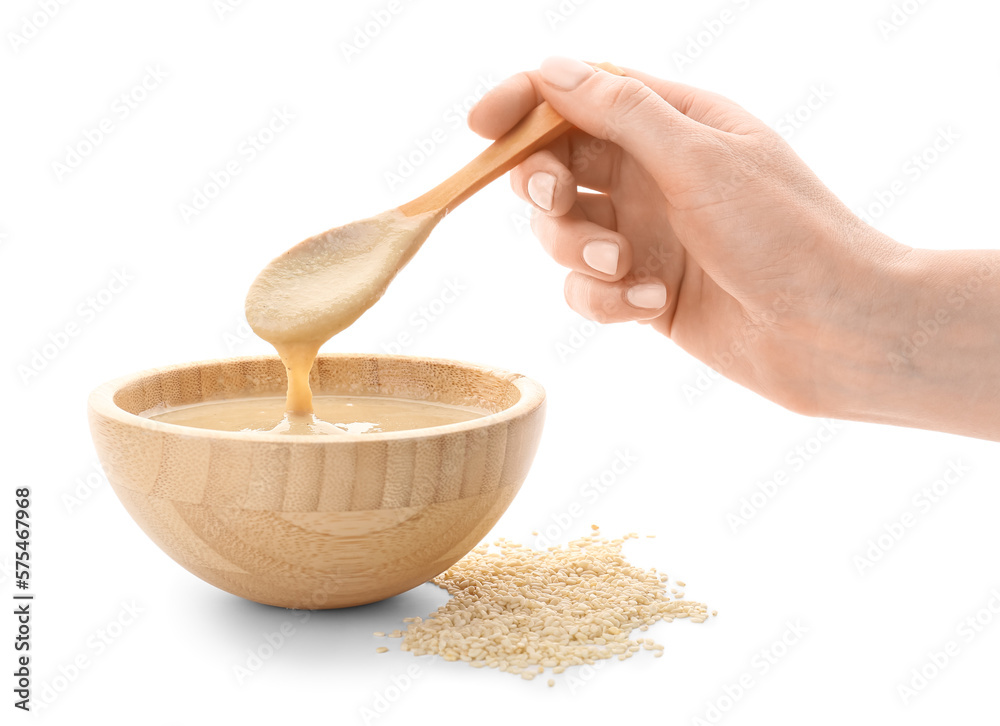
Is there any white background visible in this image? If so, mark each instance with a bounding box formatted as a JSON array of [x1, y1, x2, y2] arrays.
[[3, 0, 1000, 723]]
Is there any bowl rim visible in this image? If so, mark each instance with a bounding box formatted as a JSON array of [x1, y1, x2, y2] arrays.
[[87, 352, 545, 444]]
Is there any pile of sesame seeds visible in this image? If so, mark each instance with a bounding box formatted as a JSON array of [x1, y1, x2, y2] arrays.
[[375, 528, 714, 684]]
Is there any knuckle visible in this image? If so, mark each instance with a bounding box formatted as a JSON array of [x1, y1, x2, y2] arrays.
[[583, 302, 613, 324], [564, 276, 599, 323], [529, 208, 546, 238], [509, 169, 524, 195], [605, 78, 654, 115], [587, 285, 621, 324], [548, 224, 580, 267], [738, 129, 784, 164], [600, 78, 657, 141]]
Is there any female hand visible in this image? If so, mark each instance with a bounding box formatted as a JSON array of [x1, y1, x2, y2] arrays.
[[468, 57, 1000, 440]]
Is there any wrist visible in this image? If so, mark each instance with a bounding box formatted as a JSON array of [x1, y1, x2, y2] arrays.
[[765, 221, 911, 421], [814, 244, 1000, 439]]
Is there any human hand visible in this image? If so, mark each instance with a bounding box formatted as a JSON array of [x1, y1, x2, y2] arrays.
[[468, 56, 910, 417]]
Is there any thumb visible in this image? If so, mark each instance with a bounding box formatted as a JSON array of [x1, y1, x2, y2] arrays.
[[537, 57, 711, 199]]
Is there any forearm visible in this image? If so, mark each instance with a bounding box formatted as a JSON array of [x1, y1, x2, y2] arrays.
[[822, 247, 1000, 440]]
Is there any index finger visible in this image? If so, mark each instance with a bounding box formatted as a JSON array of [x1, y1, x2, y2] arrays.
[[467, 65, 622, 140], [466, 71, 544, 140], [470, 66, 760, 140]]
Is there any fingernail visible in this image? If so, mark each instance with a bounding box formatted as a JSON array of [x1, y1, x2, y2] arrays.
[[527, 171, 556, 211], [540, 56, 595, 91], [582, 240, 619, 275], [627, 282, 667, 309]]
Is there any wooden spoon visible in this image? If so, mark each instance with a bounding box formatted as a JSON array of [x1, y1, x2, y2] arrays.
[[398, 60, 625, 218], [246, 62, 625, 353], [245, 63, 624, 413]]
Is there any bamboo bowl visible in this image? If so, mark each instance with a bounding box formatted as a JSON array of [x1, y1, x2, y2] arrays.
[[88, 354, 545, 609]]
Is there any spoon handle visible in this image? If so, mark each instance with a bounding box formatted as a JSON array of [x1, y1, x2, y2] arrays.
[[399, 62, 625, 218]]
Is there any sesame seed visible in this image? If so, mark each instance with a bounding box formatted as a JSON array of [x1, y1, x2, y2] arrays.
[[385, 533, 709, 679], [375, 647, 388, 654], [547, 678, 555, 687]]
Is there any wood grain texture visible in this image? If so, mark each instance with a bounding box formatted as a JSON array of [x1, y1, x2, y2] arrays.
[[88, 354, 545, 609]]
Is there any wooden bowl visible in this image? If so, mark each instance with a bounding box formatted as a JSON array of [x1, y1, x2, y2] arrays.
[[88, 354, 545, 609]]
